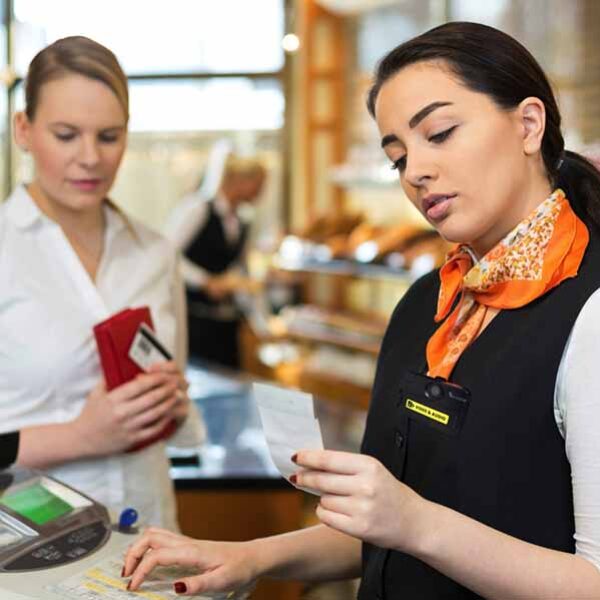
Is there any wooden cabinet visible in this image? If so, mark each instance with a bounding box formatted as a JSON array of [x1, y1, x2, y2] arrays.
[[176, 489, 304, 600]]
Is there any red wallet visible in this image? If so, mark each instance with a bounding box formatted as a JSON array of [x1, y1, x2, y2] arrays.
[[93, 307, 177, 452]]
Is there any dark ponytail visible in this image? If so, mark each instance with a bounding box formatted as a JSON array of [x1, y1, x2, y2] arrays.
[[367, 21, 600, 230], [558, 151, 600, 228]]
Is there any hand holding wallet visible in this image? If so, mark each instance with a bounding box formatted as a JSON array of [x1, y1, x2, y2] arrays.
[[93, 307, 177, 452]]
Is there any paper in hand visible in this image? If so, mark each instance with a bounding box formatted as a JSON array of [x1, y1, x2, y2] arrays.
[[253, 382, 325, 495]]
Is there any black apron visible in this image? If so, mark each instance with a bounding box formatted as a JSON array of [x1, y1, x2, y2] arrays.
[[184, 200, 248, 368]]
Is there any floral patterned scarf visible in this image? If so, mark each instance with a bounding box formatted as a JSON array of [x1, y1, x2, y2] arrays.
[[427, 189, 589, 379]]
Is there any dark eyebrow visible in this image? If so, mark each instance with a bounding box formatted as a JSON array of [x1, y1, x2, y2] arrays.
[[409, 101, 453, 128], [381, 133, 399, 148], [380, 101, 454, 149]]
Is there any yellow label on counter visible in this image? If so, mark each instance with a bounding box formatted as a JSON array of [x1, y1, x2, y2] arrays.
[[405, 398, 450, 425]]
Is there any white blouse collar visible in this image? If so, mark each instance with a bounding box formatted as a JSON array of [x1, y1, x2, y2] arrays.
[[5, 184, 128, 238]]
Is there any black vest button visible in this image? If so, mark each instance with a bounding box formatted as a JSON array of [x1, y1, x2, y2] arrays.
[[395, 430, 404, 448]]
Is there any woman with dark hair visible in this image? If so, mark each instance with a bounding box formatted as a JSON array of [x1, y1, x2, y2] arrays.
[[123, 22, 600, 598]]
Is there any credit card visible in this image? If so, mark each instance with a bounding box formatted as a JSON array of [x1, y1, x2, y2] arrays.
[[128, 323, 172, 371]]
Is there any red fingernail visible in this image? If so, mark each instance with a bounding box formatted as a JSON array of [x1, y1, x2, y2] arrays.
[[291, 453, 298, 464], [289, 474, 297, 484], [126, 581, 132, 591], [121, 567, 126, 577], [174, 581, 187, 594]]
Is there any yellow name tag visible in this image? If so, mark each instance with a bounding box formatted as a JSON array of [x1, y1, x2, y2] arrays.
[[405, 398, 450, 425]]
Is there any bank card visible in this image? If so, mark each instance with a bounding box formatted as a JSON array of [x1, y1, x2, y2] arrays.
[[128, 323, 172, 371]]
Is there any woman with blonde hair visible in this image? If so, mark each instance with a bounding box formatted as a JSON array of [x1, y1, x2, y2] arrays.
[[0, 36, 204, 530], [165, 151, 266, 368]]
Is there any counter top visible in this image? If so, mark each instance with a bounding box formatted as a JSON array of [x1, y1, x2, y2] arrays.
[[168, 362, 367, 490]]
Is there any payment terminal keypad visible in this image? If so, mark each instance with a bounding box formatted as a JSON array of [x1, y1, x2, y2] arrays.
[[4, 521, 109, 571], [47, 554, 253, 599]]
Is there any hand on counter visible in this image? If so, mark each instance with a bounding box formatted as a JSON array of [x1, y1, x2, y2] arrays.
[[123, 527, 259, 595], [73, 371, 180, 456]]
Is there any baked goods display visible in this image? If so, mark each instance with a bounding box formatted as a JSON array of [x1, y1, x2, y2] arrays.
[[256, 212, 453, 406], [278, 211, 451, 275], [297, 211, 365, 244], [280, 304, 387, 353]]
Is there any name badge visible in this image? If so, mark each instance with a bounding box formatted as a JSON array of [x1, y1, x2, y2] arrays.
[[399, 371, 471, 436]]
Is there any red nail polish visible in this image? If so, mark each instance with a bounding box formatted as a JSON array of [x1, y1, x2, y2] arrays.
[[126, 581, 132, 591], [289, 474, 297, 484], [121, 567, 126, 577], [174, 581, 187, 594], [291, 453, 298, 464]]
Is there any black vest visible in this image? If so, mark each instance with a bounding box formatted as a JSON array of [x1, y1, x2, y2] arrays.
[[184, 200, 248, 307], [358, 232, 600, 599]]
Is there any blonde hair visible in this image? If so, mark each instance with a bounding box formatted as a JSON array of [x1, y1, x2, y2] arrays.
[[221, 155, 266, 181], [25, 36, 129, 121]]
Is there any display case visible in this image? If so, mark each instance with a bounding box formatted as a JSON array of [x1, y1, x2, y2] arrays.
[[240, 223, 449, 410]]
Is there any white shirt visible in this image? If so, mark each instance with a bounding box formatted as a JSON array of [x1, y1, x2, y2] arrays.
[[163, 192, 245, 289], [0, 185, 204, 531], [555, 288, 600, 572]]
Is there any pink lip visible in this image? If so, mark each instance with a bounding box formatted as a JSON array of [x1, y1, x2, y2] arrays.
[[422, 193, 457, 221], [69, 179, 103, 191]]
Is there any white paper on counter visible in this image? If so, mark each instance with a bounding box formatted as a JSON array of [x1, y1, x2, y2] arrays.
[[253, 382, 325, 495]]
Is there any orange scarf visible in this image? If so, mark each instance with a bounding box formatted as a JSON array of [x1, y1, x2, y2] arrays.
[[427, 189, 589, 379]]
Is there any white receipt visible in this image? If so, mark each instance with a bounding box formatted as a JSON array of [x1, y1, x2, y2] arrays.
[[253, 382, 325, 495], [252, 382, 315, 416]]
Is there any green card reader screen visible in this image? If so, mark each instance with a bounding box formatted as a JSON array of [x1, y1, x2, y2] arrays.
[[0, 483, 73, 525]]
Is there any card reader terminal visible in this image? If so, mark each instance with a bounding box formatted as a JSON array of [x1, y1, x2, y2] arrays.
[[0, 468, 110, 572]]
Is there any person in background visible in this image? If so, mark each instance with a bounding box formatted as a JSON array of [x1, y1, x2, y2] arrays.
[[0, 36, 204, 531], [124, 22, 600, 598], [165, 154, 266, 369]]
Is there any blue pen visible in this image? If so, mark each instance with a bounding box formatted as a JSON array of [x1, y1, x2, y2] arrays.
[[118, 508, 138, 533]]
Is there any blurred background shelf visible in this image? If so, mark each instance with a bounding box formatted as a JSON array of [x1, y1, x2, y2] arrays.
[[297, 369, 372, 410], [284, 326, 381, 355], [275, 257, 416, 282]]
